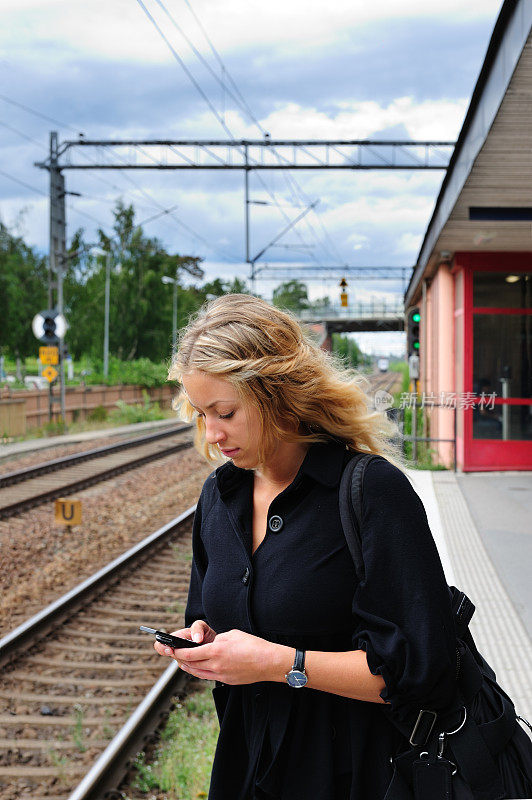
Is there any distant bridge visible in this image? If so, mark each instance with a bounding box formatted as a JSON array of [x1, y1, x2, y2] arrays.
[[295, 301, 405, 333]]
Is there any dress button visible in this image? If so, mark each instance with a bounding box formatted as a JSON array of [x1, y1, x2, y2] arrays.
[[268, 515, 283, 532], [241, 567, 250, 585]]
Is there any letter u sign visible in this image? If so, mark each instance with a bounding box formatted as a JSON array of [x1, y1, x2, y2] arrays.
[[54, 498, 82, 526]]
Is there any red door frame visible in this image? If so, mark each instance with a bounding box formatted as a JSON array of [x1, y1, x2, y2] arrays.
[[455, 252, 532, 471]]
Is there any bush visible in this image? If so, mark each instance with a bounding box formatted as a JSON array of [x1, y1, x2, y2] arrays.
[[83, 357, 168, 387], [42, 419, 67, 437], [108, 392, 165, 425], [87, 405, 108, 422]]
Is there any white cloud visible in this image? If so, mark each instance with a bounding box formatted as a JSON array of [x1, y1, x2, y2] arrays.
[[0, 0, 503, 333], [395, 231, 424, 255], [348, 233, 370, 251], [257, 97, 469, 141], [0, 0, 502, 64]]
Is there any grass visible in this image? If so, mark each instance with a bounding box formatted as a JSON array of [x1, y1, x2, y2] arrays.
[[170, 542, 193, 563], [71, 704, 87, 752], [389, 360, 410, 394], [1, 355, 169, 388], [129, 679, 218, 799], [47, 748, 69, 782], [388, 360, 450, 470], [165, 599, 186, 615], [103, 707, 115, 740], [108, 395, 166, 425], [1, 404, 176, 444]]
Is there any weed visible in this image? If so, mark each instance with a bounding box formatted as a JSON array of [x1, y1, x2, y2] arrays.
[[47, 748, 69, 782], [109, 395, 165, 425], [166, 600, 186, 615], [103, 707, 115, 740], [71, 703, 87, 752], [130, 681, 218, 798]]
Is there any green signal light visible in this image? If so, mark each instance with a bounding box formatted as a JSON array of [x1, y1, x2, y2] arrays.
[[412, 312, 420, 322], [413, 342, 420, 349]]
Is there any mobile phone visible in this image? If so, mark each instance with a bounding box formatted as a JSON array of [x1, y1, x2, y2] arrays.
[[139, 626, 201, 648]]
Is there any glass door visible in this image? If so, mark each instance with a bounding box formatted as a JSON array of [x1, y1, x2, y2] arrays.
[[462, 256, 532, 470]]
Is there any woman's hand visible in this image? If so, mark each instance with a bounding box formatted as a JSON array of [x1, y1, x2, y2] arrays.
[[153, 620, 217, 659], [168, 628, 286, 685]]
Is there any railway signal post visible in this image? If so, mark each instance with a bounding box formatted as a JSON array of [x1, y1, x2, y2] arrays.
[[32, 310, 67, 423]]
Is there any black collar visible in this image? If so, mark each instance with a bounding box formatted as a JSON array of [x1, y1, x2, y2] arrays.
[[215, 438, 348, 498]]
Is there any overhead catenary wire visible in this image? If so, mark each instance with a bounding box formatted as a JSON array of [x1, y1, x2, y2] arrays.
[[0, 93, 234, 263], [134, 0, 236, 141], [175, 0, 340, 268], [135, 0, 332, 266], [180, 0, 267, 133], [0, 168, 48, 197], [0, 0, 329, 272], [0, 93, 79, 134], [0, 120, 48, 151], [0, 52, 336, 273], [152, 0, 264, 131]]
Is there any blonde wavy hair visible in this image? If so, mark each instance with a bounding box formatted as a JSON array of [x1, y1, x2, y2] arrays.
[[168, 294, 403, 468]]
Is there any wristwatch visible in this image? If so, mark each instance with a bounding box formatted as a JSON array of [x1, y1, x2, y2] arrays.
[[285, 649, 308, 688]]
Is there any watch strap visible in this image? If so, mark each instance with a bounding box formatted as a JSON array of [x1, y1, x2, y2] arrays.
[[293, 648, 305, 671]]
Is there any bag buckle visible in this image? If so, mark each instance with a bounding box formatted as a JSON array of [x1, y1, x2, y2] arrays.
[[409, 709, 438, 747]]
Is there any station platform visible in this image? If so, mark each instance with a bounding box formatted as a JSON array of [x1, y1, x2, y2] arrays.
[[0, 417, 179, 462], [410, 468, 532, 722]]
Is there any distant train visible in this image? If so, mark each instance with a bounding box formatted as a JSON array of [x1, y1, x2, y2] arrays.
[[377, 357, 389, 373]]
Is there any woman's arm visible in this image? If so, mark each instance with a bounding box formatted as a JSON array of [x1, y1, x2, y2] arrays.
[[169, 629, 387, 704], [268, 643, 388, 704]]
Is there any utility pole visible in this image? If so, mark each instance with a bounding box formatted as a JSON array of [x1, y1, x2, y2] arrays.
[[162, 261, 204, 351], [244, 144, 253, 293], [172, 273, 178, 350], [48, 132, 65, 308], [49, 131, 67, 424], [103, 250, 111, 379]]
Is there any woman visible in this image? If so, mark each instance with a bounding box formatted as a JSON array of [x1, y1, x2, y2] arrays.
[[153, 294, 460, 799]]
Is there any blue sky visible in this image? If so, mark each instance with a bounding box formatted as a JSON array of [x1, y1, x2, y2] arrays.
[[0, 0, 503, 355]]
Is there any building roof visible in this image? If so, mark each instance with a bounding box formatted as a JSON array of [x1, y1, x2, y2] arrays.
[[405, 0, 532, 307]]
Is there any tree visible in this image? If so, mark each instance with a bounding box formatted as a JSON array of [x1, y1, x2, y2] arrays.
[[201, 276, 249, 299], [0, 222, 47, 357], [0, 200, 251, 365], [332, 333, 368, 368], [272, 280, 309, 311], [65, 202, 203, 361]]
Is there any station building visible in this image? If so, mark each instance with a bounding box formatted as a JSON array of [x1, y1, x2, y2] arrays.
[[405, 0, 532, 472]]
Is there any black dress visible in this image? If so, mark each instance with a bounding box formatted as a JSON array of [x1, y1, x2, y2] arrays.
[[184, 441, 458, 800]]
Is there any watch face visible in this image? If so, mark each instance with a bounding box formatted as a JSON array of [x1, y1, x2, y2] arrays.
[[287, 669, 308, 688]]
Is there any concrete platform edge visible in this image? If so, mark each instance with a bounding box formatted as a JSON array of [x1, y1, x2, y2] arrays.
[[0, 418, 180, 461], [431, 470, 532, 720]]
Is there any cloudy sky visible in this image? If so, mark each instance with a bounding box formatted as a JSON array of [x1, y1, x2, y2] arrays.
[[1, 0, 503, 354]]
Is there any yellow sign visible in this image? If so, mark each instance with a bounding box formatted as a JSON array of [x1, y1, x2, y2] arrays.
[[39, 346, 59, 365], [54, 498, 82, 526], [340, 292, 348, 308], [42, 365, 58, 383]]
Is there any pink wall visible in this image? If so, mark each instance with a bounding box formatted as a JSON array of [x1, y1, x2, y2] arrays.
[[423, 264, 456, 467]]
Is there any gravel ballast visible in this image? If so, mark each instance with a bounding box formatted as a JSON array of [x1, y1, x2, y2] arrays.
[[0, 447, 214, 636]]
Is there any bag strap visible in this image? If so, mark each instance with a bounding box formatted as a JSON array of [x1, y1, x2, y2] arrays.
[[338, 451, 380, 584], [339, 454, 511, 800]]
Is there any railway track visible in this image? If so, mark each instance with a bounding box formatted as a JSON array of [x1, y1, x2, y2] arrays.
[[0, 507, 197, 800], [0, 425, 193, 520], [0, 372, 404, 797], [366, 369, 402, 399]]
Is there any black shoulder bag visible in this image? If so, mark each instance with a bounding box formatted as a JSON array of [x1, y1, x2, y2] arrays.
[[339, 452, 532, 800]]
